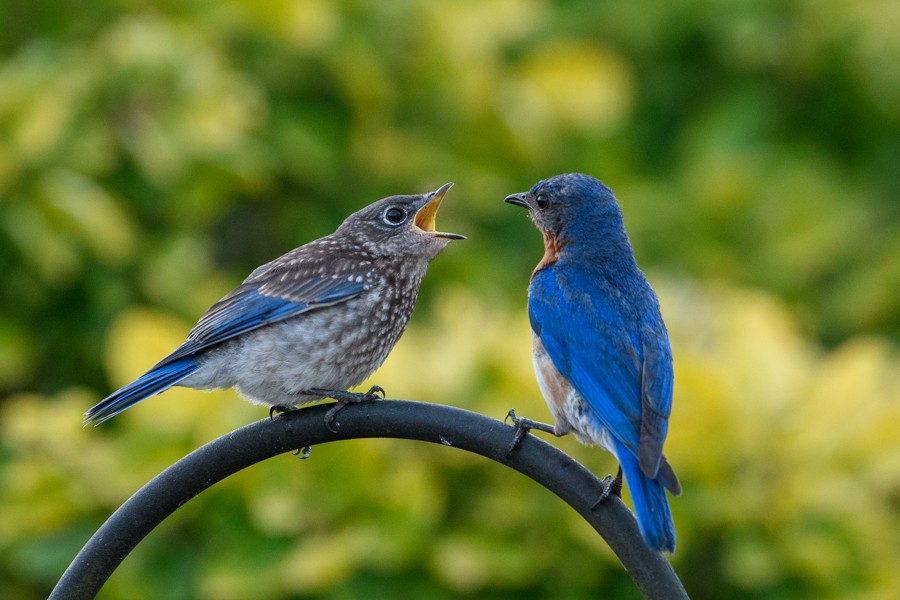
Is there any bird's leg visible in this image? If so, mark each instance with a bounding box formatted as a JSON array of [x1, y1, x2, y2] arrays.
[[306, 385, 386, 433], [504, 408, 561, 457], [591, 466, 624, 508]]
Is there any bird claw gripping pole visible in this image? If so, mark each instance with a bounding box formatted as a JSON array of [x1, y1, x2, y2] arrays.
[[504, 408, 560, 457], [505, 408, 624, 506], [268, 386, 386, 433], [269, 404, 298, 419], [592, 467, 625, 507], [312, 385, 386, 433]]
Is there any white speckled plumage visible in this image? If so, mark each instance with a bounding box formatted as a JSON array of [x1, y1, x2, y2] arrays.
[[186, 258, 428, 407]]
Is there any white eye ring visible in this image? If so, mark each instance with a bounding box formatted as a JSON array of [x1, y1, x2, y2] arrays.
[[383, 207, 407, 226]]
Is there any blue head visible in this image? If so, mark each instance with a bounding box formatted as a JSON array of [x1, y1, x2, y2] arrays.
[[505, 173, 631, 259]]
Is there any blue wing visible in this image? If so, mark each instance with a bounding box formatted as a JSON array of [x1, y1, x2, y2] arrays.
[[85, 265, 370, 427], [528, 265, 674, 478], [639, 321, 674, 478], [159, 275, 367, 366]]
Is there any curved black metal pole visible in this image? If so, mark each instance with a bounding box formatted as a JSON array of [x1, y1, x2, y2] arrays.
[[51, 400, 689, 600]]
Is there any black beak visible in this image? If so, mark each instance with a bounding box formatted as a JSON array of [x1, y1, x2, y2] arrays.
[[504, 193, 529, 209]]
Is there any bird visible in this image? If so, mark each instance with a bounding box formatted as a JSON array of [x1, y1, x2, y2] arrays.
[[84, 183, 464, 428], [504, 173, 681, 553]]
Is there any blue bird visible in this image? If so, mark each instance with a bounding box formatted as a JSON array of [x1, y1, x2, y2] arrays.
[[505, 173, 681, 553], [85, 184, 463, 427]]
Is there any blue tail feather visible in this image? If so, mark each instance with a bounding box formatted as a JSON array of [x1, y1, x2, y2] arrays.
[[615, 439, 676, 553], [84, 358, 199, 426]]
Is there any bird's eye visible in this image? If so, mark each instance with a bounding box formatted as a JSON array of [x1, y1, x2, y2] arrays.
[[383, 207, 407, 226], [536, 194, 550, 209]]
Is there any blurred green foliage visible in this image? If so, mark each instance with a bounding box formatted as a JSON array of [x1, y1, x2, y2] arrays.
[[1, 1, 899, 598]]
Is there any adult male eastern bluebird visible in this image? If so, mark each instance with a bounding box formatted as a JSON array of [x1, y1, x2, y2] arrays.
[[84, 184, 463, 427], [504, 173, 681, 553]]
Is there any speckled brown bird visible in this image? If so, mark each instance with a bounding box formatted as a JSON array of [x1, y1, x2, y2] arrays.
[[84, 184, 463, 426]]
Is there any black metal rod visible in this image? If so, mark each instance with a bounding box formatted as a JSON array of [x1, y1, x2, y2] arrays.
[[51, 400, 689, 599]]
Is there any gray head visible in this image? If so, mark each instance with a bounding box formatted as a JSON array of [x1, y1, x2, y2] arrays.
[[337, 183, 465, 260]]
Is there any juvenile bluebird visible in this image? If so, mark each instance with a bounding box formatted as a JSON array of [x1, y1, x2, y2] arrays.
[[84, 184, 463, 427], [505, 173, 681, 553]]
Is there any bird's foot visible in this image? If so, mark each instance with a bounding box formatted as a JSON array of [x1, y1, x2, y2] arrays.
[[504, 408, 558, 457], [269, 404, 298, 420], [292, 445, 313, 459], [308, 386, 386, 433], [591, 466, 624, 509]]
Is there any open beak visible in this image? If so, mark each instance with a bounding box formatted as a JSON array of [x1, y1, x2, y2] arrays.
[[504, 192, 529, 209], [415, 183, 465, 240]]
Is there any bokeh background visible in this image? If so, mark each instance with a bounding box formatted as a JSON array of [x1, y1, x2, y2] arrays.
[[2, 1, 899, 598]]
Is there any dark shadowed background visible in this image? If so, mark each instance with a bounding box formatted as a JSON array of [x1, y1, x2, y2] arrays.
[[1, 1, 899, 598]]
